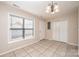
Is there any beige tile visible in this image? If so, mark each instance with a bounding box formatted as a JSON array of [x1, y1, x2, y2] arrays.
[[36, 47, 46, 53], [53, 45, 66, 57], [28, 50, 41, 57], [41, 51, 53, 57], [23, 54, 31, 57], [38, 44, 49, 49], [65, 45, 78, 57], [24, 46, 35, 53], [14, 48, 28, 57], [0, 39, 78, 57], [31, 44, 41, 49], [24, 48, 35, 53]]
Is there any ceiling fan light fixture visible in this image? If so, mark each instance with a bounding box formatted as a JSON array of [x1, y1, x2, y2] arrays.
[[46, 5, 51, 10], [54, 5, 58, 9], [51, 12, 55, 14], [55, 9, 59, 12], [46, 1, 59, 14]]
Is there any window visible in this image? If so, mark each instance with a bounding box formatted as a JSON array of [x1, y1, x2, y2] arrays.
[[9, 15, 34, 42]]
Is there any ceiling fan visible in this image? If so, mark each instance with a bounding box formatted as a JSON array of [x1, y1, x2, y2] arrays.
[[46, 1, 59, 14]]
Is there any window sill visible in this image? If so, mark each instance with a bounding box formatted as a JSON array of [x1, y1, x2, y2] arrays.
[[24, 36, 34, 39], [8, 36, 34, 44], [8, 38, 24, 44]]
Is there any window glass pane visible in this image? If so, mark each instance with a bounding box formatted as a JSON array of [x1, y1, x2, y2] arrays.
[[11, 30, 23, 39], [11, 16, 23, 28], [25, 19, 33, 28], [9, 15, 34, 42], [25, 30, 33, 36]]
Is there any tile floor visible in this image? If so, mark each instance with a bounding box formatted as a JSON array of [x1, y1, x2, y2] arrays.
[[0, 39, 78, 57]]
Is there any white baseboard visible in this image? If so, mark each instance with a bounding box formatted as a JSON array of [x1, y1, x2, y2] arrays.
[[66, 42, 78, 46], [47, 39, 78, 46], [0, 39, 41, 55]]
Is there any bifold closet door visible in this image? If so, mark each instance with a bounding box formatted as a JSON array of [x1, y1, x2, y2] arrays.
[[52, 21, 68, 42]]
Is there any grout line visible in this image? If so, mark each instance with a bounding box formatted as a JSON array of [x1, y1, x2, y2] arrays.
[[13, 51, 16, 57], [52, 43, 64, 57], [23, 48, 32, 57], [39, 42, 53, 56]]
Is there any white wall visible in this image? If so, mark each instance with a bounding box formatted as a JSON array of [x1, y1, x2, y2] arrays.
[[78, 8, 79, 56], [0, 3, 46, 55], [39, 19, 46, 40], [46, 8, 78, 46], [0, 3, 8, 54]]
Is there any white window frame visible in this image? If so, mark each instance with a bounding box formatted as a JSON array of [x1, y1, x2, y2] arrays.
[[8, 14, 35, 43]]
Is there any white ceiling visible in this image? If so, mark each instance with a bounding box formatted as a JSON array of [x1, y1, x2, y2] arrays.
[[4, 1, 79, 19]]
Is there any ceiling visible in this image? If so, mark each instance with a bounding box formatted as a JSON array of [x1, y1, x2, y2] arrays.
[[4, 1, 79, 19]]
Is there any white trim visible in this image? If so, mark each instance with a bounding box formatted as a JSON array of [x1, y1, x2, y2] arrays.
[[47, 39, 78, 46], [8, 38, 24, 44], [8, 13, 35, 43], [8, 36, 34, 44], [66, 42, 78, 46]]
